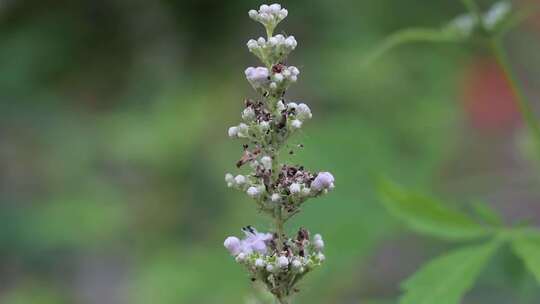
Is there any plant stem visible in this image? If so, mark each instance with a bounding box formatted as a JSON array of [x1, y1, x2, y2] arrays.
[[275, 205, 284, 252], [490, 38, 540, 160]]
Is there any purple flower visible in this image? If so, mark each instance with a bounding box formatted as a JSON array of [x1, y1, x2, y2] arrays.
[[224, 227, 273, 256], [311, 172, 335, 191], [224, 236, 242, 255]]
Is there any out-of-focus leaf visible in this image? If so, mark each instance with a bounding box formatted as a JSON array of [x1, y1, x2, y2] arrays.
[[378, 179, 489, 240], [472, 201, 503, 226], [512, 235, 540, 284], [400, 241, 500, 304]]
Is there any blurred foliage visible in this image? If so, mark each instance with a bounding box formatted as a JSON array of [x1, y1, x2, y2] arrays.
[[0, 0, 539, 303]]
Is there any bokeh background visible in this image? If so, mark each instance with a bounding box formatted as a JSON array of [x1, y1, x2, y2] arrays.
[[1, 0, 540, 303]]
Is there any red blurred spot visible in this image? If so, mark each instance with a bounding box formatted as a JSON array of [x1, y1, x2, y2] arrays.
[[461, 58, 520, 132]]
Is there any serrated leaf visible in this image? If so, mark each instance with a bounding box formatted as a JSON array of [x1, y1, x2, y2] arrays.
[[471, 201, 503, 226], [512, 236, 540, 284], [378, 179, 489, 240], [400, 241, 500, 304]]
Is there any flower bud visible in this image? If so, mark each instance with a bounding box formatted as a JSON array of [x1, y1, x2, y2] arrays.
[[237, 123, 249, 138], [296, 103, 312, 120], [224, 236, 241, 255], [269, 3, 281, 13], [234, 175, 246, 185], [289, 183, 301, 194], [316, 253, 325, 262], [277, 256, 289, 268], [261, 156, 272, 170], [271, 193, 281, 202], [247, 186, 261, 198], [266, 264, 275, 272], [247, 39, 258, 50], [228, 126, 238, 138], [314, 239, 325, 251], [248, 9, 258, 19], [311, 172, 335, 191], [235, 252, 247, 263], [291, 259, 302, 269], [255, 258, 266, 268], [259, 121, 270, 131], [242, 107, 256, 121]]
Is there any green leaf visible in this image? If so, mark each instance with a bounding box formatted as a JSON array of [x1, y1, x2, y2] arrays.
[[512, 236, 540, 284], [471, 201, 503, 226], [400, 241, 500, 304], [378, 179, 489, 240]]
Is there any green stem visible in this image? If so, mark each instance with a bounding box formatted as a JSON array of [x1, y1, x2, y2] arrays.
[[362, 27, 458, 68], [490, 38, 540, 160], [275, 206, 284, 252]]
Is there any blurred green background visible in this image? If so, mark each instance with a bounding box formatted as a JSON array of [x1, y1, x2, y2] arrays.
[[1, 0, 540, 303]]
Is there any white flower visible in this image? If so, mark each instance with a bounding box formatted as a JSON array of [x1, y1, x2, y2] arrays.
[[224, 236, 242, 255], [273, 73, 284, 82], [287, 102, 298, 110], [291, 259, 302, 269], [277, 256, 289, 268], [271, 193, 281, 202], [261, 156, 272, 170], [269, 82, 277, 89], [296, 103, 312, 120], [234, 175, 246, 185], [311, 172, 335, 191], [316, 253, 325, 262], [313, 234, 322, 241], [228, 126, 238, 138], [289, 183, 301, 194], [290, 119, 302, 129], [257, 37, 266, 45], [247, 186, 261, 198], [266, 264, 275, 272], [255, 258, 266, 268], [242, 107, 256, 121]]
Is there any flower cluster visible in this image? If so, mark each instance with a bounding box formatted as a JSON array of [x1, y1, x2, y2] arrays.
[[245, 65, 300, 96], [248, 4, 288, 33], [225, 227, 326, 297], [247, 34, 297, 66], [224, 4, 334, 302], [448, 1, 512, 37]]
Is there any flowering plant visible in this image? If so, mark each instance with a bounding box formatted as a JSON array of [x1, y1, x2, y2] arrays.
[[223, 4, 334, 303]]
